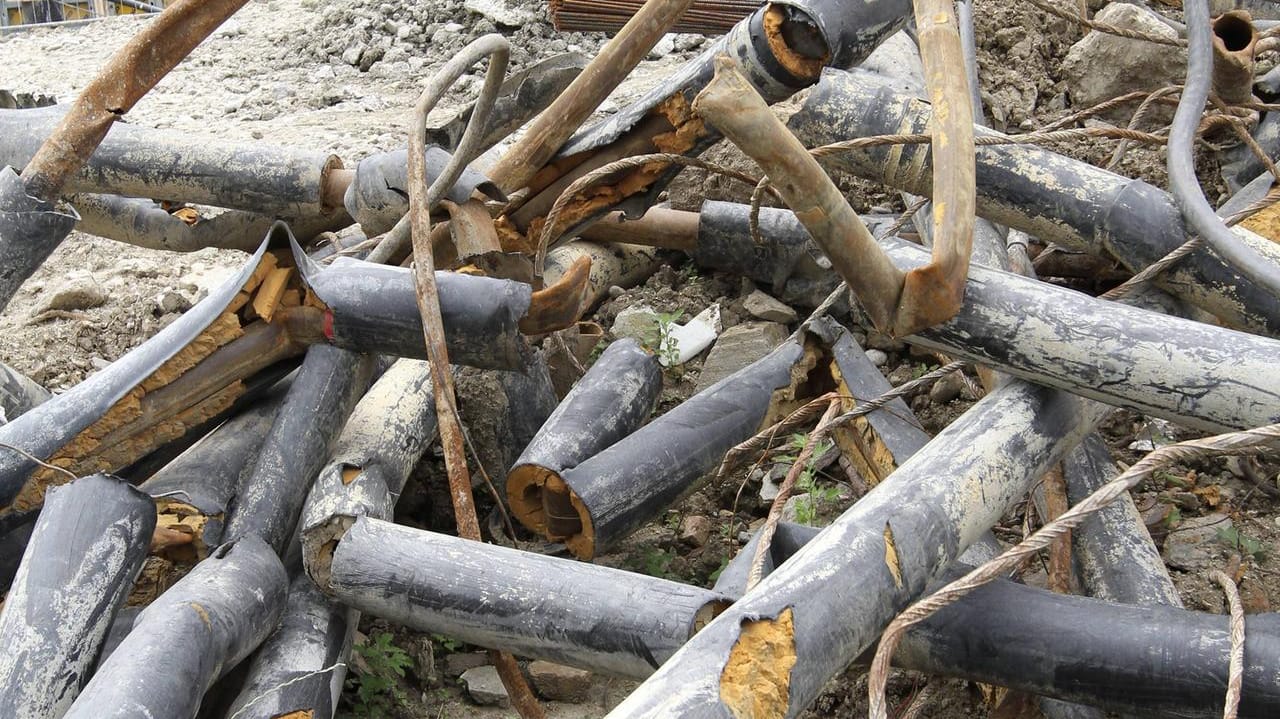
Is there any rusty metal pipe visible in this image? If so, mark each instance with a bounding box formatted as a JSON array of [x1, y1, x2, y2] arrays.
[[20, 0, 250, 202], [1213, 10, 1258, 105], [486, 0, 701, 194], [693, 56, 906, 331]]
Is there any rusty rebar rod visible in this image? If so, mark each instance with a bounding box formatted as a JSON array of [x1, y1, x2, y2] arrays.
[[406, 36, 546, 719]]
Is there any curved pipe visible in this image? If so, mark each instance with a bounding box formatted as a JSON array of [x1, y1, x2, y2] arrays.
[[1169, 0, 1280, 300]]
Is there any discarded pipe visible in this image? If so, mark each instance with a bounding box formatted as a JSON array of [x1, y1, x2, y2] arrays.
[[789, 68, 1280, 337], [223, 360, 436, 719], [0, 474, 154, 717], [507, 338, 661, 539], [328, 516, 730, 678], [1212, 10, 1258, 106], [223, 344, 376, 556], [537, 330, 825, 559], [1064, 433, 1182, 608], [222, 570, 355, 719], [0, 165, 77, 315], [485, 0, 701, 194], [700, 200, 1280, 433], [293, 245, 534, 371], [1170, 0, 1280, 301], [692, 57, 905, 332], [71, 192, 350, 252], [0, 239, 275, 511], [895, 576, 1280, 718], [511, 0, 911, 240], [300, 357, 437, 590], [601, 377, 1112, 718], [1, 107, 342, 217], [426, 52, 588, 158], [717, 521, 1280, 719], [62, 535, 288, 719], [342, 145, 503, 237], [0, 360, 49, 423], [543, 238, 664, 309], [138, 382, 289, 562]]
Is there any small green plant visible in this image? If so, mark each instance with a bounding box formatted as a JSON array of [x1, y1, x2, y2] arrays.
[[344, 632, 413, 717], [637, 546, 678, 579], [1163, 505, 1182, 529], [431, 632, 463, 654], [707, 556, 731, 584], [1155, 470, 1190, 489], [586, 338, 608, 365], [779, 433, 838, 526], [652, 310, 685, 370], [1217, 525, 1267, 561]]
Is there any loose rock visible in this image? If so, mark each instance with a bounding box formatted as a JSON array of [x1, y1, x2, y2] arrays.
[[696, 321, 789, 391], [460, 665, 510, 707], [1162, 513, 1232, 571], [41, 277, 107, 312], [1061, 3, 1185, 121], [928, 372, 965, 404], [528, 660, 594, 703], [443, 651, 489, 677], [742, 290, 798, 324], [679, 515, 712, 548]]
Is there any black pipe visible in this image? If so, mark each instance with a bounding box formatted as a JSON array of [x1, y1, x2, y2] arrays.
[[0, 474, 154, 717], [507, 338, 661, 539], [788, 68, 1280, 337], [62, 535, 289, 719], [223, 345, 375, 556], [292, 237, 533, 371]]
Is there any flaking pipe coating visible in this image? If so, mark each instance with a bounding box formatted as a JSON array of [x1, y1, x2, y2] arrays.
[[1213, 10, 1258, 106]]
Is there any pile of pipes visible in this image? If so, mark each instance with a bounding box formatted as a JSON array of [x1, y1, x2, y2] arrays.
[[1, 0, 1279, 716]]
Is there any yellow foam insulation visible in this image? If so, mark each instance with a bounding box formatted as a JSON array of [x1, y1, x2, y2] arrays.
[[883, 522, 903, 589], [720, 608, 797, 719], [277, 712, 315, 719], [1240, 200, 1280, 245], [8, 310, 246, 514], [827, 360, 895, 487], [762, 4, 828, 81], [761, 341, 822, 428], [252, 267, 295, 323], [189, 602, 212, 630], [524, 92, 709, 245], [155, 500, 213, 564], [341, 466, 362, 485], [142, 313, 243, 392]]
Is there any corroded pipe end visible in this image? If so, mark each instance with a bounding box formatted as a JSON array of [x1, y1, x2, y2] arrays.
[[1212, 10, 1257, 105]]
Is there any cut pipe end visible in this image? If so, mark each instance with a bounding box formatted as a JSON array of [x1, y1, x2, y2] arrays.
[[507, 464, 596, 558]]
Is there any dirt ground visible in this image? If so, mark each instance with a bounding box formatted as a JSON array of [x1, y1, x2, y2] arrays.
[[1, 0, 1277, 717]]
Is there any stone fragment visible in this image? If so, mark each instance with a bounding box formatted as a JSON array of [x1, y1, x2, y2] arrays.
[[1162, 513, 1232, 571], [460, 665, 510, 707], [743, 290, 798, 324], [528, 660, 594, 703], [928, 372, 965, 404], [1061, 3, 1185, 121], [443, 651, 489, 677], [679, 515, 712, 548], [611, 304, 658, 345], [865, 349, 888, 367], [41, 277, 106, 312], [695, 321, 789, 391]]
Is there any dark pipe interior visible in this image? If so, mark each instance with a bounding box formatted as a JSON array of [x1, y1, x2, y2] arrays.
[[1214, 13, 1255, 52]]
